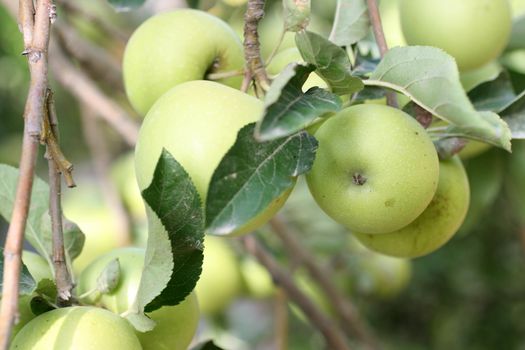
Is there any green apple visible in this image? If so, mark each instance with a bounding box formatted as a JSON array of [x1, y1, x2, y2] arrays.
[[290, 271, 332, 322], [501, 50, 525, 75], [306, 104, 439, 234], [10, 306, 142, 350], [400, 0, 512, 71], [460, 61, 502, 92], [123, 9, 244, 115], [62, 181, 120, 273], [111, 152, 146, 223], [135, 80, 290, 236], [459, 141, 492, 160], [379, 0, 406, 48], [77, 247, 200, 350], [354, 156, 470, 258], [267, 47, 327, 90], [240, 257, 275, 299], [195, 236, 243, 315]]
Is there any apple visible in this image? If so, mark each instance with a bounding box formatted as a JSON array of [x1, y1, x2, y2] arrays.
[[379, 0, 406, 48], [195, 236, 243, 315], [10, 306, 142, 350], [62, 181, 120, 273], [240, 257, 275, 299], [354, 156, 470, 258], [400, 0, 512, 71], [76, 247, 200, 350], [460, 61, 502, 92], [306, 104, 440, 234], [135, 80, 290, 236], [123, 9, 244, 115]]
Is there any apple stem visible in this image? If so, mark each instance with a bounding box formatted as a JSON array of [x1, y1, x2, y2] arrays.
[[0, 0, 55, 348], [366, 0, 398, 108], [264, 26, 286, 67], [242, 235, 352, 350], [43, 89, 75, 307], [206, 69, 245, 80], [242, 0, 271, 93]]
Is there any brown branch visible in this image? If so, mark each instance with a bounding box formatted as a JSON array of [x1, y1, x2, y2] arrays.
[[242, 236, 351, 350], [366, 0, 397, 108], [274, 289, 289, 350], [79, 104, 132, 247], [270, 217, 379, 350], [243, 0, 271, 92], [0, 0, 53, 347], [48, 41, 140, 146], [43, 90, 74, 306]]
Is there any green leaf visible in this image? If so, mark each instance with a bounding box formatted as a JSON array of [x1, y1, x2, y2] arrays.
[[106, 0, 145, 11], [367, 46, 512, 151], [256, 63, 342, 141], [125, 312, 156, 333], [39, 214, 85, 262], [191, 341, 225, 350], [206, 123, 318, 235], [329, 0, 369, 46], [283, 0, 311, 32], [352, 50, 380, 78], [30, 296, 55, 316], [135, 149, 204, 313], [0, 248, 36, 296], [0, 164, 51, 263], [295, 31, 364, 95], [499, 90, 525, 139], [468, 72, 517, 112], [507, 15, 525, 50], [34, 278, 57, 300], [96, 258, 121, 294]]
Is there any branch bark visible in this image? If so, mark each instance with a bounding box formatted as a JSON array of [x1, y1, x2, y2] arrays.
[[366, 0, 397, 108], [0, 0, 53, 347], [242, 236, 351, 350]]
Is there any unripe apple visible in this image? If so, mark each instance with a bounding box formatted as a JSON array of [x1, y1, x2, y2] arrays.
[[240, 257, 275, 299], [76, 247, 200, 350], [306, 104, 440, 234], [123, 9, 244, 115], [354, 157, 470, 258], [135, 80, 290, 236], [195, 236, 243, 315], [10, 306, 142, 350], [400, 0, 512, 71]]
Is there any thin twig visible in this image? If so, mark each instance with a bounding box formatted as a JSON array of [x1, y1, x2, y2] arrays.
[[271, 217, 379, 350], [274, 288, 289, 350], [366, 0, 397, 108], [43, 90, 74, 306], [48, 41, 140, 146], [0, 0, 53, 347], [79, 104, 132, 247], [243, 0, 271, 92], [242, 236, 351, 350]]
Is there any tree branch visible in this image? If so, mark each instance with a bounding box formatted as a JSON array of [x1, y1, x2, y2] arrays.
[[242, 235, 351, 350], [0, 0, 53, 347], [270, 217, 379, 349], [366, 0, 397, 108], [243, 0, 270, 92]]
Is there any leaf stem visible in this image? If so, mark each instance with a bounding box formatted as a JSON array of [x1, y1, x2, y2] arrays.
[[264, 26, 286, 68]]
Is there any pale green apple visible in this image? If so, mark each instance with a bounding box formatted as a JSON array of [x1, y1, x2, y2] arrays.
[[354, 157, 470, 258], [135, 80, 290, 236], [240, 257, 275, 299], [460, 61, 502, 92], [379, 0, 406, 48], [62, 181, 120, 273], [266, 47, 327, 90], [123, 9, 244, 115], [400, 0, 512, 71], [306, 104, 440, 234], [111, 152, 146, 223], [10, 306, 142, 350], [501, 50, 525, 74], [76, 247, 200, 350], [195, 236, 243, 315], [459, 141, 492, 160]]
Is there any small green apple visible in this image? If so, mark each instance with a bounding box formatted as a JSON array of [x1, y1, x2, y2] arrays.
[[135, 80, 290, 236], [195, 236, 243, 315], [240, 257, 275, 299], [354, 156, 469, 258], [460, 61, 502, 92], [10, 306, 142, 350], [76, 247, 200, 350], [400, 0, 512, 71], [123, 9, 244, 115], [306, 104, 440, 234]]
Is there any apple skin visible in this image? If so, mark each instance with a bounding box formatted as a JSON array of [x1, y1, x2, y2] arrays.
[[354, 156, 469, 258], [135, 80, 290, 236], [195, 236, 243, 315], [306, 104, 439, 234], [10, 306, 142, 350], [240, 257, 275, 299], [123, 9, 244, 115], [400, 0, 512, 71], [76, 247, 200, 350]]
